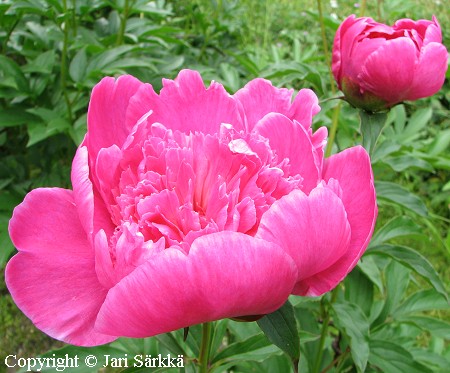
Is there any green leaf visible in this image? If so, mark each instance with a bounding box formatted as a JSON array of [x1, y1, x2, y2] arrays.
[[393, 289, 449, 317], [344, 266, 374, 316], [370, 216, 426, 247], [375, 181, 428, 217], [409, 348, 450, 371], [333, 302, 370, 372], [211, 333, 271, 364], [428, 128, 450, 156], [22, 50, 56, 74], [369, 340, 433, 373], [372, 260, 410, 326], [69, 48, 88, 83], [0, 108, 38, 128], [210, 319, 229, 362], [154, 333, 186, 357], [0, 214, 15, 266], [358, 255, 383, 294], [359, 110, 387, 155], [27, 117, 70, 146], [257, 300, 300, 366], [397, 316, 450, 339], [371, 140, 401, 163], [383, 154, 434, 172], [367, 244, 448, 300], [399, 107, 432, 143], [0, 55, 29, 93]]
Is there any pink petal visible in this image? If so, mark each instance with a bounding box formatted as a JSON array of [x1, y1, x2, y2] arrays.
[[288, 89, 321, 130], [95, 232, 297, 337], [393, 18, 431, 39], [359, 38, 416, 105], [256, 187, 351, 296], [349, 38, 387, 78], [409, 43, 448, 100], [148, 70, 245, 134], [86, 75, 156, 159], [332, 15, 371, 85], [234, 78, 294, 131], [311, 146, 377, 294], [254, 113, 320, 193], [71, 146, 115, 240], [423, 16, 443, 44], [6, 188, 114, 346]]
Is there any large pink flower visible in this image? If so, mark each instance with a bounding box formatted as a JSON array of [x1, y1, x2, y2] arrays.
[[6, 70, 377, 346], [332, 15, 448, 111]]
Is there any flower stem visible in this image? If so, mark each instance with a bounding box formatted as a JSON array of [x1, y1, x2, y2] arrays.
[[316, 0, 341, 157], [312, 287, 339, 373], [316, 0, 336, 95], [325, 101, 341, 157], [359, 0, 367, 16], [61, 0, 73, 124], [116, 0, 130, 46], [199, 322, 213, 373]]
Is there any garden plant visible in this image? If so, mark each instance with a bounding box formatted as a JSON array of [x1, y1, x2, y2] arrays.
[[0, 0, 449, 372]]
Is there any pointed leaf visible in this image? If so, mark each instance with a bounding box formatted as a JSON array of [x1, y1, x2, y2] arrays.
[[257, 300, 300, 364], [333, 302, 370, 372], [375, 181, 428, 216], [369, 340, 433, 373], [394, 289, 449, 317], [211, 333, 272, 364], [370, 216, 426, 247], [367, 245, 448, 300]]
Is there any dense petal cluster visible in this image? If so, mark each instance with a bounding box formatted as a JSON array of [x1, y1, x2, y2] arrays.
[[6, 70, 377, 346], [332, 15, 448, 111]]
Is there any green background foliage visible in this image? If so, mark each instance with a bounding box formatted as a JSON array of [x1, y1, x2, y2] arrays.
[[0, 0, 449, 372]]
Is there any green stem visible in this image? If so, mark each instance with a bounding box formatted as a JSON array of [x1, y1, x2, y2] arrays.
[[2, 18, 20, 54], [199, 322, 213, 373], [325, 101, 341, 157], [61, 0, 73, 123], [359, 0, 367, 16], [263, 0, 271, 51], [377, 0, 383, 20], [71, 0, 77, 36], [317, 0, 341, 157], [116, 0, 130, 46], [312, 287, 339, 373], [316, 0, 336, 95]]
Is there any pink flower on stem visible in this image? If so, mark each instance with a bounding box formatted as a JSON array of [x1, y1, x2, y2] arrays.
[[6, 70, 377, 346], [332, 15, 448, 111]]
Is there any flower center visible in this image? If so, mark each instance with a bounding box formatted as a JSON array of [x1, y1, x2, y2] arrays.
[[108, 123, 300, 253]]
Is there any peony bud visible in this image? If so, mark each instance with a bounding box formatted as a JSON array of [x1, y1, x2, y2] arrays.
[[332, 15, 448, 111]]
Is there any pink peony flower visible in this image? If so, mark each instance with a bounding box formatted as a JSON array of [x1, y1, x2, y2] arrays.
[[332, 15, 448, 111], [6, 70, 377, 346]]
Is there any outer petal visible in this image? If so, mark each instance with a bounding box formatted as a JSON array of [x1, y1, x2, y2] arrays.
[[315, 146, 377, 294], [6, 188, 115, 346], [95, 232, 297, 337], [234, 78, 294, 131], [148, 70, 245, 134], [71, 146, 115, 240], [423, 16, 443, 44], [288, 89, 321, 130], [332, 15, 371, 85], [253, 113, 320, 193], [409, 42, 448, 100], [86, 75, 156, 159], [256, 188, 351, 296], [234, 79, 320, 131], [359, 38, 417, 105]]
